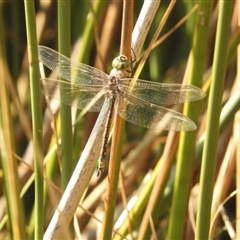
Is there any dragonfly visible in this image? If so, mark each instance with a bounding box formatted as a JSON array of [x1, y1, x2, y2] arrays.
[[38, 46, 206, 176]]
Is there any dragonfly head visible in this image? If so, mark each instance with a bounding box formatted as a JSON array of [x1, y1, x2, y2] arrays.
[[112, 55, 130, 71]]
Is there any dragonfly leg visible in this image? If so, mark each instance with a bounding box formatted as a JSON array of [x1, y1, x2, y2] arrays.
[[97, 160, 105, 177]]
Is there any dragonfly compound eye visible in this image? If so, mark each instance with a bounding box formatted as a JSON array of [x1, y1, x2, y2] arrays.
[[112, 54, 130, 70]]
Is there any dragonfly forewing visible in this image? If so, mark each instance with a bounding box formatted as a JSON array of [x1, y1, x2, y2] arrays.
[[38, 45, 109, 85], [119, 79, 206, 105]]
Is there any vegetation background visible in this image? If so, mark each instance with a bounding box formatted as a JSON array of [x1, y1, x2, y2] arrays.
[[0, 0, 239, 239]]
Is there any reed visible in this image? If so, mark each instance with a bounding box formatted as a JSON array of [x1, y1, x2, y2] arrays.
[[0, 1, 239, 239]]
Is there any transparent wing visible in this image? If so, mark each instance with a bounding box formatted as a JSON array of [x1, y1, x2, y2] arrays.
[[117, 91, 196, 131], [119, 79, 206, 105], [41, 78, 107, 112], [38, 46, 109, 85]]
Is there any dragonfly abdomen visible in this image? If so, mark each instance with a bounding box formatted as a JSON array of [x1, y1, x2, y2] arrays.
[[97, 77, 119, 176]]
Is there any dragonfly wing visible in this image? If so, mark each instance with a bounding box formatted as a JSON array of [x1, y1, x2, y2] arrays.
[[119, 79, 206, 105], [41, 78, 106, 112], [117, 92, 197, 131], [38, 46, 109, 85]]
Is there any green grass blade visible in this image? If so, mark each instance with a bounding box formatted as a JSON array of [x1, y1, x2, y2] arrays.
[[24, 0, 44, 238], [57, 0, 74, 237], [195, 2, 234, 239], [58, 0, 73, 191], [0, 5, 26, 238], [166, 1, 213, 239]]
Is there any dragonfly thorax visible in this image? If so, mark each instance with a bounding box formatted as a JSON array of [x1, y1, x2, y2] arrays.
[[107, 76, 121, 100]]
